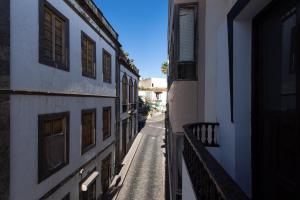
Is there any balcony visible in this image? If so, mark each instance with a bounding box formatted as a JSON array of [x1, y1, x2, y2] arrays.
[[182, 123, 249, 200]]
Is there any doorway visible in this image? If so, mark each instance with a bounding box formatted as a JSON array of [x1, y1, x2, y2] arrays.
[[252, 0, 300, 199]]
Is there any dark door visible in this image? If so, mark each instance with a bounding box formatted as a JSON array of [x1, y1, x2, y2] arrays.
[[253, 0, 300, 199], [122, 120, 127, 159]]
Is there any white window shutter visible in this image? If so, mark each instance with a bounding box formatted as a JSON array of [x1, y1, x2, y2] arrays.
[[179, 8, 195, 61]]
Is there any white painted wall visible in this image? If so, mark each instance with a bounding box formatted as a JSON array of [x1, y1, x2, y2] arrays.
[[139, 90, 167, 105], [11, 0, 116, 96], [179, 0, 274, 198], [10, 0, 120, 198], [182, 159, 197, 200], [10, 95, 116, 200], [168, 81, 199, 133], [139, 78, 167, 89], [40, 145, 114, 200]]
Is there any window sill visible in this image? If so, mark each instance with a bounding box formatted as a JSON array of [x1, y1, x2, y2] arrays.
[[39, 59, 69, 72], [38, 162, 68, 183], [81, 143, 96, 155], [103, 134, 111, 141], [82, 73, 96, 80]]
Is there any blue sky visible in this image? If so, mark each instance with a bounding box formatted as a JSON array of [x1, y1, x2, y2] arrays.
[[95, 0, 168, 78]]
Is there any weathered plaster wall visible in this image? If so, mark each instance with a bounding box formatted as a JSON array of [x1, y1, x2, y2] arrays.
[[10, 0, 116, 96], [10, 95, 116, 200]]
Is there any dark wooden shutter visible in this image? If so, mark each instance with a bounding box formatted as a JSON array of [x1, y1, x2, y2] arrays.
[[101, 154, 111, 193], [103, 51, 112, 82], [82, 111, 95, 152], [43, 8, 53, 62], [82, 33, 96, 78], [103, 108, 111, 139], [82, 36, 88, 75], [54, 17, 64, 66], [41, 5, 67, 69]]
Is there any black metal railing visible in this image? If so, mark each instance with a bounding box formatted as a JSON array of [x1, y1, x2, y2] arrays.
[[183, 124, 249, 200]]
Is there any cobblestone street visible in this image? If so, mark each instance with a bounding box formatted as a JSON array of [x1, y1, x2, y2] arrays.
[[116, 114, 166, 200]]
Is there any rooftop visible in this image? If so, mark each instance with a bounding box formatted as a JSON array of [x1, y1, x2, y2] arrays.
[[81, 0, 119, 40]]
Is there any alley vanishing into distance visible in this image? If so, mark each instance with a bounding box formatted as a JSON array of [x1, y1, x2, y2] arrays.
[[116, 114, 166, 200]]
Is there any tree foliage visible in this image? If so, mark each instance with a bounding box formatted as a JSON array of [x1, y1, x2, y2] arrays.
[[161, 61, 168, 75]]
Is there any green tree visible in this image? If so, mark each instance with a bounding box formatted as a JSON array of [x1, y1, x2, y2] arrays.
[[161, 61, 168, 75]]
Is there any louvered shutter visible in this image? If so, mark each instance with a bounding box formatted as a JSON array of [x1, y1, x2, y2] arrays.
[[54, 17, 64, 66], [43, 8, 53, 62], [179, 8, 195, 61]]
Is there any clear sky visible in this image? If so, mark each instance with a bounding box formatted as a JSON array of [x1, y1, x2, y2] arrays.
[[95, 0, 168, 79]]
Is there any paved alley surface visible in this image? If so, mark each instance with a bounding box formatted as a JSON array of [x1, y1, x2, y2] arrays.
[[116, 114, 166, 200]]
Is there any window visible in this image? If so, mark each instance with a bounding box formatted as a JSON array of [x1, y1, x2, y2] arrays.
[[82, 32, 96, 78], [103, 107, 111, 140], [101, 154, 112, 194], [134, 114, 137, 135], [39, 1, 69, 70], [122, 74, 128, 112], [81, 109, 96, 154], [176, 5, 197, 80], [179, 6, 195, 61], [129, 117, 133, 141], [38, 112, 69, 182], [134, 81, 138, 104], [129, 79, 133, 104], [80, 180, 96, 200], [103, 49, 112, 83]]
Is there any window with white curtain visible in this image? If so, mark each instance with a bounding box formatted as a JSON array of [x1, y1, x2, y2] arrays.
[[179, 7, 195, 61]]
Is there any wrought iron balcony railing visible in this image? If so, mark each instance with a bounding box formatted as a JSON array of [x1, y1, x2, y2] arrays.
[[183, 123, 249, 200]]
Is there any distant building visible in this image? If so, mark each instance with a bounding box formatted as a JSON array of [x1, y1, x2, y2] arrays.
[[116, 51, 140, 172], [139, 78, 167, 112]]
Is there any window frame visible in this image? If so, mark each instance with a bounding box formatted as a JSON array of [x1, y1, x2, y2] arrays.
[[101, 153, 112, 194], [39, 0, 70, 71], [103, 49, 112, 83], [81, 109, 97, 155], [122, 74, 128, 112], [38, 112, 70, 183], [134, 81, 138, 104], [129, 78, 133, 104], [79, 169, 97, 200], [81, 31, 97, 79], [174, 3, 198, 81], [103, 107, 112, 140]]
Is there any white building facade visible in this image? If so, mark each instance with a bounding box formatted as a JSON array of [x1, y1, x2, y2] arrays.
[[117, 53, 140, 168], [167, 0, 300, 200], [139, 78, 167, 111], [0, 0, 123, 199]]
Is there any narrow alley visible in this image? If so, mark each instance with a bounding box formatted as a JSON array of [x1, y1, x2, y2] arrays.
[[116, 114, 166, 200]]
